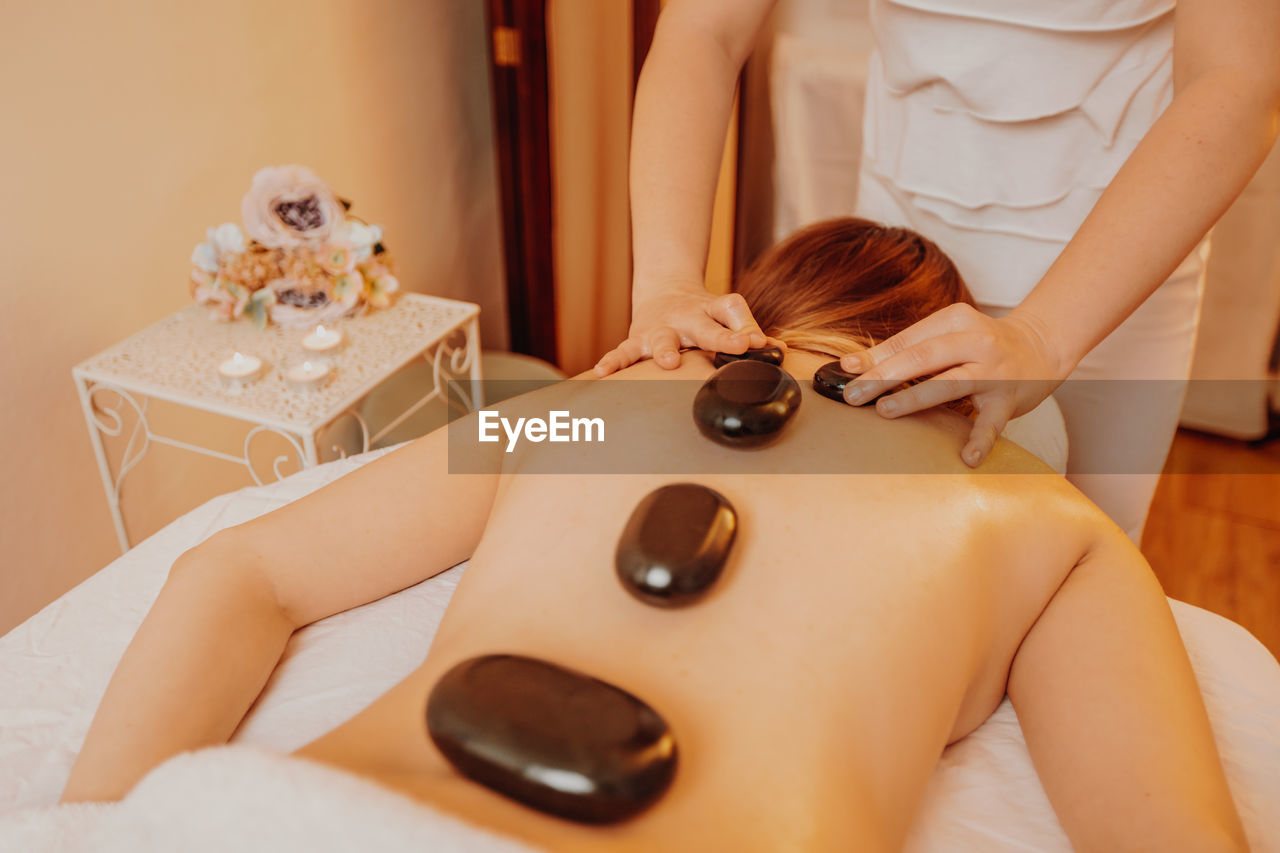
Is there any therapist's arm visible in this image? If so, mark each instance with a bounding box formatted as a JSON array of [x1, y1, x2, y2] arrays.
[[841, 0, 1280, 465], [594, 0, 776, 377], [1018, 0, 1280, 370], [61, 423, 501, 803]]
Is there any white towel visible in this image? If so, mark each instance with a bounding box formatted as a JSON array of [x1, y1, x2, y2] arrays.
[[0, 746, 540, 853]]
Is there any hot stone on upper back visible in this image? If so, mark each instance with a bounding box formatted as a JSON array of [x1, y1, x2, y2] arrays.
[[615, 483, 737, 607]]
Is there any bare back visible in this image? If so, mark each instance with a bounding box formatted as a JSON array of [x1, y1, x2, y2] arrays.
[[296, 351, 1100, 851]]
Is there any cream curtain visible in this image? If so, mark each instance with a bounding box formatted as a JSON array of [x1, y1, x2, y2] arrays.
[[545, 0, 738, 375], [546, 1, 634, 375]]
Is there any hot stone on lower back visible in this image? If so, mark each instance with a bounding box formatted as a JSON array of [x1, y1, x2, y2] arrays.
[[426, 654, 677, 824], [615, 483, 737, 607], [693, 359, 802, 448]]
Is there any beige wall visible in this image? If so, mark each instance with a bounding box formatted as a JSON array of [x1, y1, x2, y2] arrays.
[[0, 1, 506, 634]]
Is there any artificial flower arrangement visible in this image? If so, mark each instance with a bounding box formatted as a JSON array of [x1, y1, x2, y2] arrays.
[[190, 165, 399, 328]]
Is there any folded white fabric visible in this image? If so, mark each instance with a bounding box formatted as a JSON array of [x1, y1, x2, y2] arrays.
[[0, 746, 539, 853]]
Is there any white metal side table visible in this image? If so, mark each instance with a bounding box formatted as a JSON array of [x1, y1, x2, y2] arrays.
[[73, 293, 483, 552]]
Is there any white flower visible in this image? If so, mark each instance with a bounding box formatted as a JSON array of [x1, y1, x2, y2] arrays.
[[192, 223, 245, 274], [191, 241, 218, 272], [210, 222, 245, 256], [341, 221, 380, 260], [343, 221, 375, 248]]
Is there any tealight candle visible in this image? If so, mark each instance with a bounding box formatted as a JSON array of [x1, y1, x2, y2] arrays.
[[217, 351, 263, 389], [302, 324, 345, 354], [284, 358, 332, 392]]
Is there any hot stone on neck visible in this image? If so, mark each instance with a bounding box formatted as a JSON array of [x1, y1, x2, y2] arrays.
[[712, 345, 784, 368]]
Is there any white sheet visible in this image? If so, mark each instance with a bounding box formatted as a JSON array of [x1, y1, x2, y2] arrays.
[[2, 447, 1277, 850]]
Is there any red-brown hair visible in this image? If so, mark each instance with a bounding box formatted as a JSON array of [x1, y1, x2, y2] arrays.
[[738, 217, 974, 357], [737, 217, 976, 414]]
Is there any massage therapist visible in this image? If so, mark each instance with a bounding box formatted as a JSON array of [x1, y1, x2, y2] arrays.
[[593, 0, 1280, 541]]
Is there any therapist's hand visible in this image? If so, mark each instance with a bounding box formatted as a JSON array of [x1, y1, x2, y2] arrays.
[[840, 303, 1068, 467], [594, 283, 770, 376]]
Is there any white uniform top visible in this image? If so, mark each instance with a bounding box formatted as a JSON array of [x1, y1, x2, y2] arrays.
[[855, 0, 1176, 306]]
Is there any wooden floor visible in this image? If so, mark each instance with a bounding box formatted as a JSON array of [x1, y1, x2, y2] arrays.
[[1141, 428, 1280, 660]]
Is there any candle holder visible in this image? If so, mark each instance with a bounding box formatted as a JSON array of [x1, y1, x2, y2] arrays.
[[302, 324, 346, 355], [217, 351, 264, 390], [284, 357, 333, 392]]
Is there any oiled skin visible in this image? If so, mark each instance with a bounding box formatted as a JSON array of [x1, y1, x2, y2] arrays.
[[294, 351, 1108, 852]]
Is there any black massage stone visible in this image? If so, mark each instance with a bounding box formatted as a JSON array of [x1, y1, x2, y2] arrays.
[[615, 483, 737, 607], [712, 345, 784, 368], [693, 359, 802, 449], [426, 654, 678, 825], [813, 360, 861, 404]]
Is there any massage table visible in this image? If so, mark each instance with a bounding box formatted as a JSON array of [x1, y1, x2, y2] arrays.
[[1, 443, 1277, 851]]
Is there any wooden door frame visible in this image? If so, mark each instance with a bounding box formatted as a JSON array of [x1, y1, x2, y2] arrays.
[[633, 0, 660, 89], [486, 0, 557, 362], [485, 1, 663, 362]]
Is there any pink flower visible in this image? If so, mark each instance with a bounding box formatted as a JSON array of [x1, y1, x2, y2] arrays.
[[241, 165, 344, 248], [192, 276, 249, 321], [331, 269, 365, 306], [319, 242, 356, 275], [265, 277, 362, 329]]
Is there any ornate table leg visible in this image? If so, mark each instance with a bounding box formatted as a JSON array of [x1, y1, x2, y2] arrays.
[[243, 425, 311, 486], [74, 375, 152, 553], [302, 431, 319, 467], [433, 322, 482, 415], [320, 408, 371, 461]]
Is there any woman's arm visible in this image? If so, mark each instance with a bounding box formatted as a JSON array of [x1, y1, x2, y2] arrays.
[[1008, 527, 1247, 850], [61, 422, 502, 802], [594, 0, 775, 376], [840, 0, 1280, 465]]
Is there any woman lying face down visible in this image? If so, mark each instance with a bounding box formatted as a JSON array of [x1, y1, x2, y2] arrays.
[[63, 219, 1247, 852]]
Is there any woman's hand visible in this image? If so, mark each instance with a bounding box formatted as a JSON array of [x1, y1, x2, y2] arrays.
[[840, 304, 1068, 467], [594, 284, 770, 376]]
